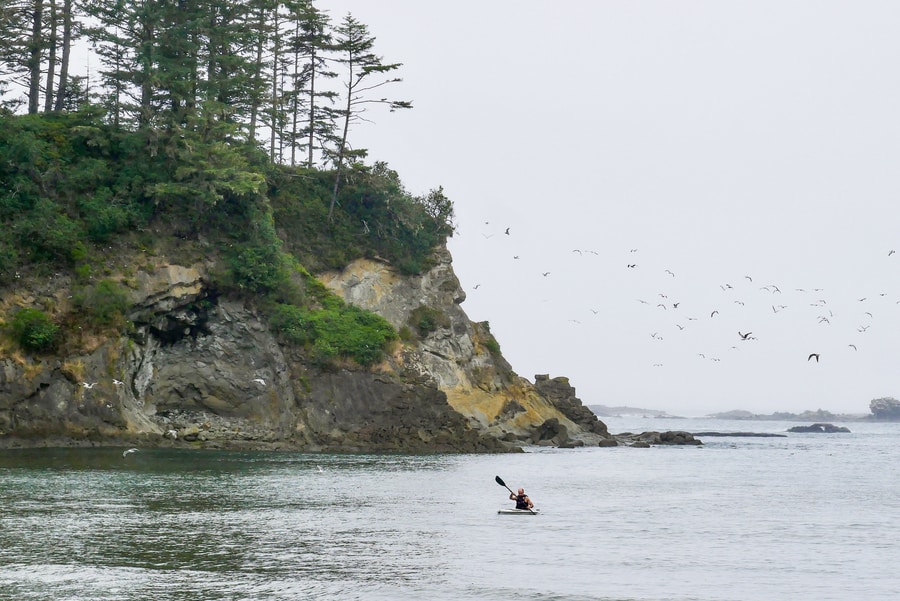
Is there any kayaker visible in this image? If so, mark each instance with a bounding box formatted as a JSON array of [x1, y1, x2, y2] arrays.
[[509, 487, 534, 510]]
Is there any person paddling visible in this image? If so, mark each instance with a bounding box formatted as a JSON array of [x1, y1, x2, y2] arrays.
[[509, 487, 534, 510]]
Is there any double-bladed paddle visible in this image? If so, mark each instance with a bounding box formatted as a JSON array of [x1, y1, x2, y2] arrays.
[[495, 475, 535, 513]]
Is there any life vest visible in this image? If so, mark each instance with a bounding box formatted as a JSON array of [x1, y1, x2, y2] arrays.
[[515, 494, 529, 510]]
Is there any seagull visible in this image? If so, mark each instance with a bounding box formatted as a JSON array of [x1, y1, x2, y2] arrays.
[[542, 272, 550, 277], [123, 448, 139, 457], [572, 249, 583, 255], [112, 379, 123, 386], [848, 344, 857, 351], [665, 269, 675, 277], [317, 465, 325, 473], [710, 310, 719, 318], [808, 353, 820, 362], [504, 227, 510, 235], [627, 264, 637, 268], [889, 250, 896, 256], [738, 331, 753, 340], [473, 284, 481, 289], [81, 382, 97, 389]]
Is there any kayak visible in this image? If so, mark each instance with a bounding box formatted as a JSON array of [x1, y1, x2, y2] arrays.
[[497, 508, 540, 515]]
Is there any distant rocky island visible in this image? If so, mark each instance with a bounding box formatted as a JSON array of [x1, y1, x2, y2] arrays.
[[590, 397, 900, 422], [588, 405, 684, 418]]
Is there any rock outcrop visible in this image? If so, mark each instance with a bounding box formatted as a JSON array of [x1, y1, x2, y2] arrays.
[[786, 423, 851, 433], [1, 247, 613, 452]]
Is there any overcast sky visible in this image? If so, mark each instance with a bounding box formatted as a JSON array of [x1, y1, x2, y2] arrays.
[[323, 0, 900, 416]]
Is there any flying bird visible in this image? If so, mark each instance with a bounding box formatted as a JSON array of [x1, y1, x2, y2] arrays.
[[112, 379, 123, 386], [252, 378, 266, 386], [473, 284, 481, 289], [808, 353, 820, 362], [81, 382, 97, 389], [627, 264, 637, 268], [123, 448, 139, 457], [542, 272, 550, 277], [710, 310, 719, 318], [665, 269, 675, 277], [738, 331, 753, 340], [848, 344, 857, 351], [504, 227, 510, 235], [889, 250, 895, 256]]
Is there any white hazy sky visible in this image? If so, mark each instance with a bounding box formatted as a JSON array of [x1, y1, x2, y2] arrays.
[[323, 0, 900, 416]]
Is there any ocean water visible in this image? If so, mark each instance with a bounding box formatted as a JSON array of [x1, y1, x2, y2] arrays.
[[0, 417, 897, 601]]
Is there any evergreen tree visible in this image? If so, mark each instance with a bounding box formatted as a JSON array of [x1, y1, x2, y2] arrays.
[[284, 0, 336, 168], [328, 13, 411, 220]]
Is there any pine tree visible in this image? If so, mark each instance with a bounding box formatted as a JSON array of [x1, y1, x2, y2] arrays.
[[328, 13, 411, 220]]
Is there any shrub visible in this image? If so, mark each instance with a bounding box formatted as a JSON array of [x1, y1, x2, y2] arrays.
[[484, 338, 501, 356], [270, 301, 396, 366], [72, 279, 130, 328], [0, 237, 18, 285], [9, 308, 60, 352], [408, 305, 449, 338], [309, 304, 397, 366], [270, 303, 315, 345]]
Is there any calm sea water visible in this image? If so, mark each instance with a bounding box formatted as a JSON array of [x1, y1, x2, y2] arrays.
[[1, 417, 897, 601]]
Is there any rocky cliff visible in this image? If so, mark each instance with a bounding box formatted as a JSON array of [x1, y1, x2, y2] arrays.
[[0, 246, 611, 452]]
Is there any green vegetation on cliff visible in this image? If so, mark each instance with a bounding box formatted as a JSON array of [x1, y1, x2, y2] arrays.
[[0, 1, 453, 367], [0, 108, 449, 365]]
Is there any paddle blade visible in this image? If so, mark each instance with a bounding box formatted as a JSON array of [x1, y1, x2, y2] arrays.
[[495, 475, 506, 487]]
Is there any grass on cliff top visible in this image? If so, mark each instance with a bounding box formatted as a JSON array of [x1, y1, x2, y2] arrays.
[[0, 109, 453, 367]]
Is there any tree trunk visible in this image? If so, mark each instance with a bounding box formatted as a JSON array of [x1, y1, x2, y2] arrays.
[[248, 8, 265, 141], [328, 83, 352, 221], [43, 0, 58, 113], [53, 0, 72, 112], [307, 47, 316, 169], [27, 0, 44, 114]]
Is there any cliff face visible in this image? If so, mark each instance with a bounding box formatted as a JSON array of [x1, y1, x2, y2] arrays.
[[0, 247, 609, 451]]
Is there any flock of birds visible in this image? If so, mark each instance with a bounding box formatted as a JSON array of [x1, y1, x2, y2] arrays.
[[466, 222, 898, 378]]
